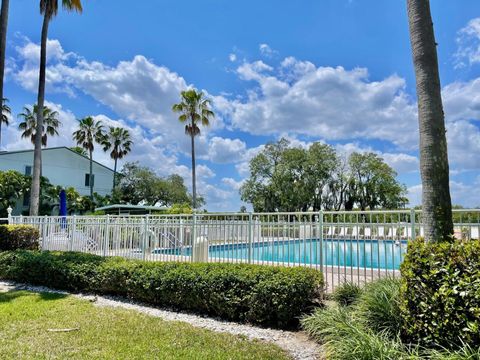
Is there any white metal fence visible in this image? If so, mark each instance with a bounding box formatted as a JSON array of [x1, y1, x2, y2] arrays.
[[9, 209, 480, 291]]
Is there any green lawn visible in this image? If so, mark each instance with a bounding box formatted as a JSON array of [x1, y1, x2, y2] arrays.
[[0, 290, 290, 360]]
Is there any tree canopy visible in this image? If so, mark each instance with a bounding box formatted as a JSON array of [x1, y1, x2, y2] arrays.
[[240, 138, 407, 212], [114, 162, 202, 208]]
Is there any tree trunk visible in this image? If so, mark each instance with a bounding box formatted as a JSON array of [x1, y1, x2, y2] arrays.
[[407, 0, 453, 242], [89, 148, 93, 200], [113, 157, 117, 190], [0, 0, 9, 149], [30, 13, 49, 216], [191, 131, 197, 209]]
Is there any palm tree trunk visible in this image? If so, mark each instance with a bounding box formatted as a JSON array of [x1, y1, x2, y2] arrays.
[[30, 13, 49, 216], [89, 148, 93, 200], [0, 0, 9, 150], [113, 157, 117, 190], [191, 131, 197, 209], [407, 0, 453, 242]]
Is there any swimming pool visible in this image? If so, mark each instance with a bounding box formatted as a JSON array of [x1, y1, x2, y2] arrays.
[[153, 238, 408, 270]]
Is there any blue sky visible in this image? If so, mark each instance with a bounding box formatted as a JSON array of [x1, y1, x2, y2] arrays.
[[2, 0, 480, 210]]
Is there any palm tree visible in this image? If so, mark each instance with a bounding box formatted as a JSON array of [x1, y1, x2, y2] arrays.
[[0, 0, 9, 149], [70, 146, 87, 156], [0, 97, 10, 147], [172, 89, 214, 209], [72, 116, 104, 200], [407, 0, 453, 242], [30, 0, 83, 215], [18, 105, 60, 146], [102, 126, 133, 189]]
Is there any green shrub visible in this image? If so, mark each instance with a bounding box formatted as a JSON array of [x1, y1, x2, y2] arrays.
[[356, 277, 402, 336], [333, 281, 363, 306], [301, 306, 413, 360], [401, 239, 480, 349], [0, 225, 39, 251], [0, 250, 323, 328]]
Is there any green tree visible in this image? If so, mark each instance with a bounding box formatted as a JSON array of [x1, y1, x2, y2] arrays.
[[0, 0, 9, 149], [30, 0, 83, 216], [240, 139, 290, 212], [407, 0, 453, 241], [18, 105, 60, 146], [348, 152, 408, 211], [0, 170, 28, 217], [116, 162, 195, 207], [102, 126, 133, 189], [241, 140, 407, 212], [72, 116, 105, 201], [172, 89, 214, 209], [70, 146, 87, 156], [0, 98, 10, 147]]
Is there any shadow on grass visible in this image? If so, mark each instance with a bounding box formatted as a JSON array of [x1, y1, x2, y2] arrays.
[[0, 290, 68, 303]]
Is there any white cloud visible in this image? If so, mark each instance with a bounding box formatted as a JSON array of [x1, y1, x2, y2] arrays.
[[408, 178, 480, 208], [221, 58, 418, 148], [455, 17, 480, 68], [222, 177, 244, 191], [207, 137, 247, 164], [259, 43, 278, 58], [229, 53, 237, 62], [446, 121, 480, 172]]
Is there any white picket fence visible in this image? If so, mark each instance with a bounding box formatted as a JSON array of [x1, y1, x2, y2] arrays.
[[8, 209, 480, 291]]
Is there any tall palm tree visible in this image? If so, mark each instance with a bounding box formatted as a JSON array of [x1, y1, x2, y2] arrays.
[[407, 0, 453, 242], [18, 105, 60, 146], [0, 0, 9, 149], [102, 126, 133, 189], [72, 116, 104, 200], [30, 0, 83, 215], [172, 89, 214, 209], [0, 97, 10, 147]]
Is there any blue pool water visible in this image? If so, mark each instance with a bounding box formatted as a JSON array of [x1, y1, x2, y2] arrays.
[[153, 238, 408, 270]]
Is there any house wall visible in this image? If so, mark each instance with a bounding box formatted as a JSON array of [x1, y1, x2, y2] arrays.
[[0, 148, 114, 197]]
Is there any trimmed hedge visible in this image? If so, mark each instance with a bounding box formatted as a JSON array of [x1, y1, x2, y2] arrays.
[[0, 225, 39, 251], [0, 250, 324, 328], [400, 239, 480, 348]]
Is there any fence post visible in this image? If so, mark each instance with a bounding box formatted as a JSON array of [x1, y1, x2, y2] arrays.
[[142, 214, 149, 261], [192, 212, 197, 262], [69, 215, 76, 251], [42, 215, 47, 250], [103, 215, 110, 257], [410, 208, 416, 241], [7, 206, 12, 224], [318, 210, 324, 271], [248, 212, 253, 264]]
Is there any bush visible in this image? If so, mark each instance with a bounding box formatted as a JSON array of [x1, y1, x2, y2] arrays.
[[357, 277, 402, 336], [301, 306, 413, 360], [0, 225, 39, 251], [332, 281, 363, 306], [401, 239, 480, 349], [0, 250, 323, 328]]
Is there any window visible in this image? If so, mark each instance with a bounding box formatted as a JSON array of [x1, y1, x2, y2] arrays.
[[25, 165, 32, 176], [23, 192, 30, 207], [85, 173, 95, 187]]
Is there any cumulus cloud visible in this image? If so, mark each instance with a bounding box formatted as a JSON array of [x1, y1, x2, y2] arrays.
[[220, 57, 418, 148], [455, 17, 480, 68], [206, 137, 247, 163], [408, 178, 480, 208]]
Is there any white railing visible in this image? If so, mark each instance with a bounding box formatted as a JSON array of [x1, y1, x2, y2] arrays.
[[9, 209, 480, 291]]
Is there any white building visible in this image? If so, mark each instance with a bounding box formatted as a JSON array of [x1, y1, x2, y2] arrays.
[[0, 147, 114, 214]]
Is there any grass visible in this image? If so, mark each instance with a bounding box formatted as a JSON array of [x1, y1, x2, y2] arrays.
[[0, 290, 290, 360]]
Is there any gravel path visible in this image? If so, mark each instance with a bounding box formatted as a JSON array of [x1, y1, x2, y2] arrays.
[[0, 281, 322, 360]]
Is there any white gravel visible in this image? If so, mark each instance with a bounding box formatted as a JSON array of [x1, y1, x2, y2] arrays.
[[0, 281, 322, 360]]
